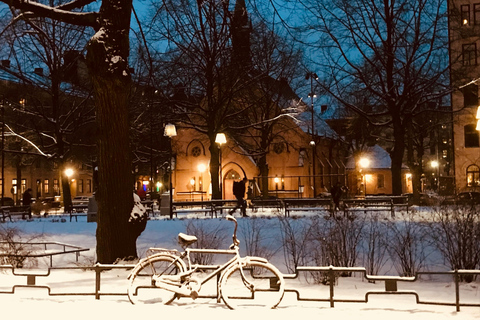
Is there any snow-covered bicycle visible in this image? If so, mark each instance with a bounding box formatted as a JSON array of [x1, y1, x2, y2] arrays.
[[127, 216, 285, 309]]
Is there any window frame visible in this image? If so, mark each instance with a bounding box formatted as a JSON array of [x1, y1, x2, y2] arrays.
[[463, 43, 477, 66], [462, 4, 471, 25], [464, 124, 480, 148], [467, 164, 480, 187]]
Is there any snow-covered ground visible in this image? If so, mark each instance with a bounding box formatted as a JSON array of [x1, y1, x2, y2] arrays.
[[0, 208, 479, 320]]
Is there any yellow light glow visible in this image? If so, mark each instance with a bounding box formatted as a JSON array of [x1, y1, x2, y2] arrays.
[[365, 174, 373, 182], [142, 180, 149, 185], [431, 160, 439, 168], [164, 123, 177, 137], [215, 133, 227, 145], [359, 158, 370, 168], [64, 168, 74, 178], [198, 163, 206, 173], [405, 173, 412, 179], [274, 177, 280, 183]]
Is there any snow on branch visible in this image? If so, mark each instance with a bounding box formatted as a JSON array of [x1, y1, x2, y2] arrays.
[[4, 0, 99, 28], [4, 124, 51, 157]]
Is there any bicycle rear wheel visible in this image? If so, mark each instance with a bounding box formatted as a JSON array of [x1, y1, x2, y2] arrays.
[[128, 254, 185, 305], [220, 260, 285, 309]]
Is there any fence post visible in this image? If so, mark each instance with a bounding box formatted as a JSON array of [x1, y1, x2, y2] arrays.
[[390, 199, 394, 218], [95, 264, 101, 300], [329, 266, 334, 308], [455, 269, 460, 312]]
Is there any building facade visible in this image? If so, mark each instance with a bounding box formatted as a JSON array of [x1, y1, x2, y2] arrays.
[[449, 0, 480, 192]]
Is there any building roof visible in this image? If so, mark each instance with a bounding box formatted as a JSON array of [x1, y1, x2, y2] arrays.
[[345, 144, 408, 169]]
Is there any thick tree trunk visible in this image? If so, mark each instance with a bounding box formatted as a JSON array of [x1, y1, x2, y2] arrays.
[[391, 120, 406, 196], [209, 141, 221, 199], [86, 0, 143, 263], [258, 154, 269, 199]]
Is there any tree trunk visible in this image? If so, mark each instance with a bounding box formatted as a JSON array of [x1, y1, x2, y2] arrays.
[[258, 154, 269, 199], [209, 141, 221, 199], [86, 0, 142, 263], [391, 124, 406, 195]]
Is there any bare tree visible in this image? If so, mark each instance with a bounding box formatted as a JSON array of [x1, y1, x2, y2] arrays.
[[0, 9, 94, 209], [144, 0, 243, 199], [428, 206, 480, 282], [287, 0, 449, 195], [0, 0, 145, 263], [385, 210, 431, 277]]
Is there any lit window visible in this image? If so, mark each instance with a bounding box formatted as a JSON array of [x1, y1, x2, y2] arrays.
[[44, 179, 49, 194], [467, 165, 480, 187], [462, 4, 470, 25], [53, 179, 59, 195], [11, 179, 17, 194]]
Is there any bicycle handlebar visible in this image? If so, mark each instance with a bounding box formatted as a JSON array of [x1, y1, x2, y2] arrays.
[[225, 215, 240, 248]]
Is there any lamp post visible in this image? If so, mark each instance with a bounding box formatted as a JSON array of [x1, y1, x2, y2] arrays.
[[164, 123, 177, 219], [215, 133, 226, 199], [306, 72, 318, 197], [431, 160, 439, 191], [64, 168, 74, 210], [359, 157, 370, 197], [274, 176, 279, 198]]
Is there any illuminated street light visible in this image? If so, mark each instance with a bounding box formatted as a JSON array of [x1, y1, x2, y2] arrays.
[[359, 157, 370, 197], [164, 123, 177, 219], [198, 163, 206, 201], [431, 160, 439, 191]]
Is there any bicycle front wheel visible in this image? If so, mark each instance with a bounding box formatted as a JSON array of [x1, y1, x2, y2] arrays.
[[128, 254, 185, 305], [220, 260, 285, 309]]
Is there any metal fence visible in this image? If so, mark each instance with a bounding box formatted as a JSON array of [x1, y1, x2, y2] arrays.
[[0, 264, 478, 311]]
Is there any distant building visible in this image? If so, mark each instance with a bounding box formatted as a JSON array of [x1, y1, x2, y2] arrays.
[[345, 145, 411, 196], [448, 0, 480, 193]]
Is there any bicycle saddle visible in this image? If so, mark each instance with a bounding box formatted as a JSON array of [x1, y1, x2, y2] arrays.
[[178, 232, 198, 247]]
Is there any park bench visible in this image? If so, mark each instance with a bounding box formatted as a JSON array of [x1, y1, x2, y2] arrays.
[[1, 206, 31, 222], [283, 198, 331, 217], [250, 198, 284, 213], [172, 201, 217, 218]]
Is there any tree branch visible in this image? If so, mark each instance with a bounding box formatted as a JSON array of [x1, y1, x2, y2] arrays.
[[4, 0, 99, 28]]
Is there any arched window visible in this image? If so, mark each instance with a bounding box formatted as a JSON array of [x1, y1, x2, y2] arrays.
[[298, 149, 306, 167], [225, 169, 241, 180], [464, 124, 480, 148], [467, 164, 480, 187]]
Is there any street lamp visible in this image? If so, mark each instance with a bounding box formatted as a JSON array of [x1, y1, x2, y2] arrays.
[[274, 176, 279, 198], [431, 160, 439, 191], [164, 123, 177, 219], [359, 157, 370, 197], [215, 133, 226, 199], [306, 72, 318, 197]]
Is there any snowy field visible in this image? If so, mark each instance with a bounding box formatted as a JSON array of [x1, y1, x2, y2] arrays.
[[0, 207, 479, 320]]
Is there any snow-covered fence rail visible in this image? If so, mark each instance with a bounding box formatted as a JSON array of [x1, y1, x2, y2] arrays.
[[0, 264, 477, 312], [0, 241, 89, 267], [285, 266, 480, 312]]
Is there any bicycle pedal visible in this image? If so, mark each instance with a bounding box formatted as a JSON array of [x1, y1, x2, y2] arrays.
[[191, 290, 199, 300]]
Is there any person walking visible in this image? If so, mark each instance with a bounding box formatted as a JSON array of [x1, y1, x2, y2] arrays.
[[330, 183, 343, 212], [230, 177, 248, 217], [22, 188, 33, 219]]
